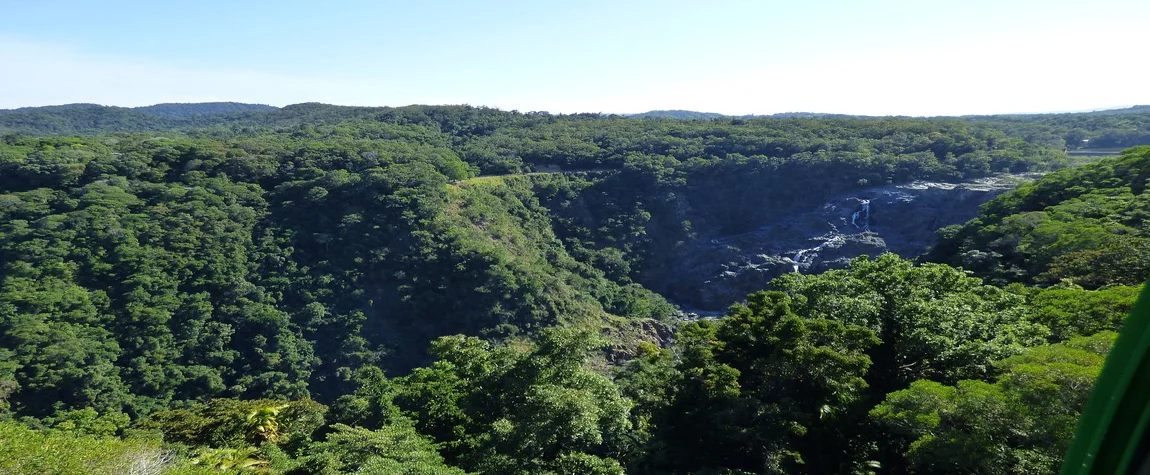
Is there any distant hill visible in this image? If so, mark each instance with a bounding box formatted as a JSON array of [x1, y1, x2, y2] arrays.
[[630, 106, 1150, 121], [960, 105, 1150, 119], [0, 102, 276, 117], [132, 102, 277, 118], [765, 111, 872, 119], [627, 109, 872, 120], [3, 102, 1150, 140], [0, 102, 278, 135], [626, 110, 727, 120], [1068, 105, 1150, 115], [0, 102, 482, 135]]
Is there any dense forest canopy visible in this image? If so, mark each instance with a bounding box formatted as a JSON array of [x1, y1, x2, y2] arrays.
[[1, 104, 1149, 474], [928, 146, 1150, 288], [3, 102, 1149, 150]]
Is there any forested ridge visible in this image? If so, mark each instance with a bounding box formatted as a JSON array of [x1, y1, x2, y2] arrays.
[[928, 146, 1150, 289], [1, 104, 1149, 474]]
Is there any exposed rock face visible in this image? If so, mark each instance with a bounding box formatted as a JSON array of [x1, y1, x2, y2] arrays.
[[663, 174, 1039, 311], [604, 318, 678, 363]]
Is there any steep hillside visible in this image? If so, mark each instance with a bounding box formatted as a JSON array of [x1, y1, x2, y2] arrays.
[[927, 146, 1150, 287]]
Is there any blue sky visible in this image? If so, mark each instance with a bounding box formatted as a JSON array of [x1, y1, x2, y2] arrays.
[[2, 0, 1147, 115]]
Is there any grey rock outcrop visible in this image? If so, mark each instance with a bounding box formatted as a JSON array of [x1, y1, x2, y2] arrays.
[[664, 174, 1038, 311]]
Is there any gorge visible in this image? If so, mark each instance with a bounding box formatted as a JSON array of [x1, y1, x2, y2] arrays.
[[657, 174, 1041, 311]]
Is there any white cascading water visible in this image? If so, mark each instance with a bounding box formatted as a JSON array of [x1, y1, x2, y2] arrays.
[[791, 200, 872, 273], [851, 199, 871, 232], [791, 250, 807, 273], [790, 236, 844, 273]]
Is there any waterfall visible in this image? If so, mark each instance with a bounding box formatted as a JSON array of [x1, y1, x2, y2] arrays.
[[791, 250, 807, 273], [790, 236, 844, 273], [851, 199, 871, 232]]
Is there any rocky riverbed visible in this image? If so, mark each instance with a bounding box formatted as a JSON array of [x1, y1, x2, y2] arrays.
[[664, 174, 1041, 311]]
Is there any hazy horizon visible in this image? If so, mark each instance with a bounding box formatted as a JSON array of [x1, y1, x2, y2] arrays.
[[3, 0, 1148, 116], [5, 101, 1147, 119]]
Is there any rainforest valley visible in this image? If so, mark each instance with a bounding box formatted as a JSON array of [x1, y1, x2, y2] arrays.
[[1, 103, 1149, 474]]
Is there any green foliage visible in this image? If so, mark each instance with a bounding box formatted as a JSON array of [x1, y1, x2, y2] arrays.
[[48, 407, 131, 437], [299, 423, 466, 475], [192, 446, 268, 472], [612, 342, 677, 465], [650, 291, 879, 474], [355, 328, 635, 474], [872, 332, 1114, 475], [140, 398, 326, 450], [929, 146, 1150, 287], [0, 103, 276, 135], [0, 106, 1090, 421], [1017, 282, 1140, 341], [0, 419, 209, 475], [620, 255, 1107, 474], [1, 105, 1146, 473], [775, 254, 1049, 385], [0, 350, 17, 415]]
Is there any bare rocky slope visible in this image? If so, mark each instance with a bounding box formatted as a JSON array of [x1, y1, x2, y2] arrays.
[[659, 174, 1042, 311]]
